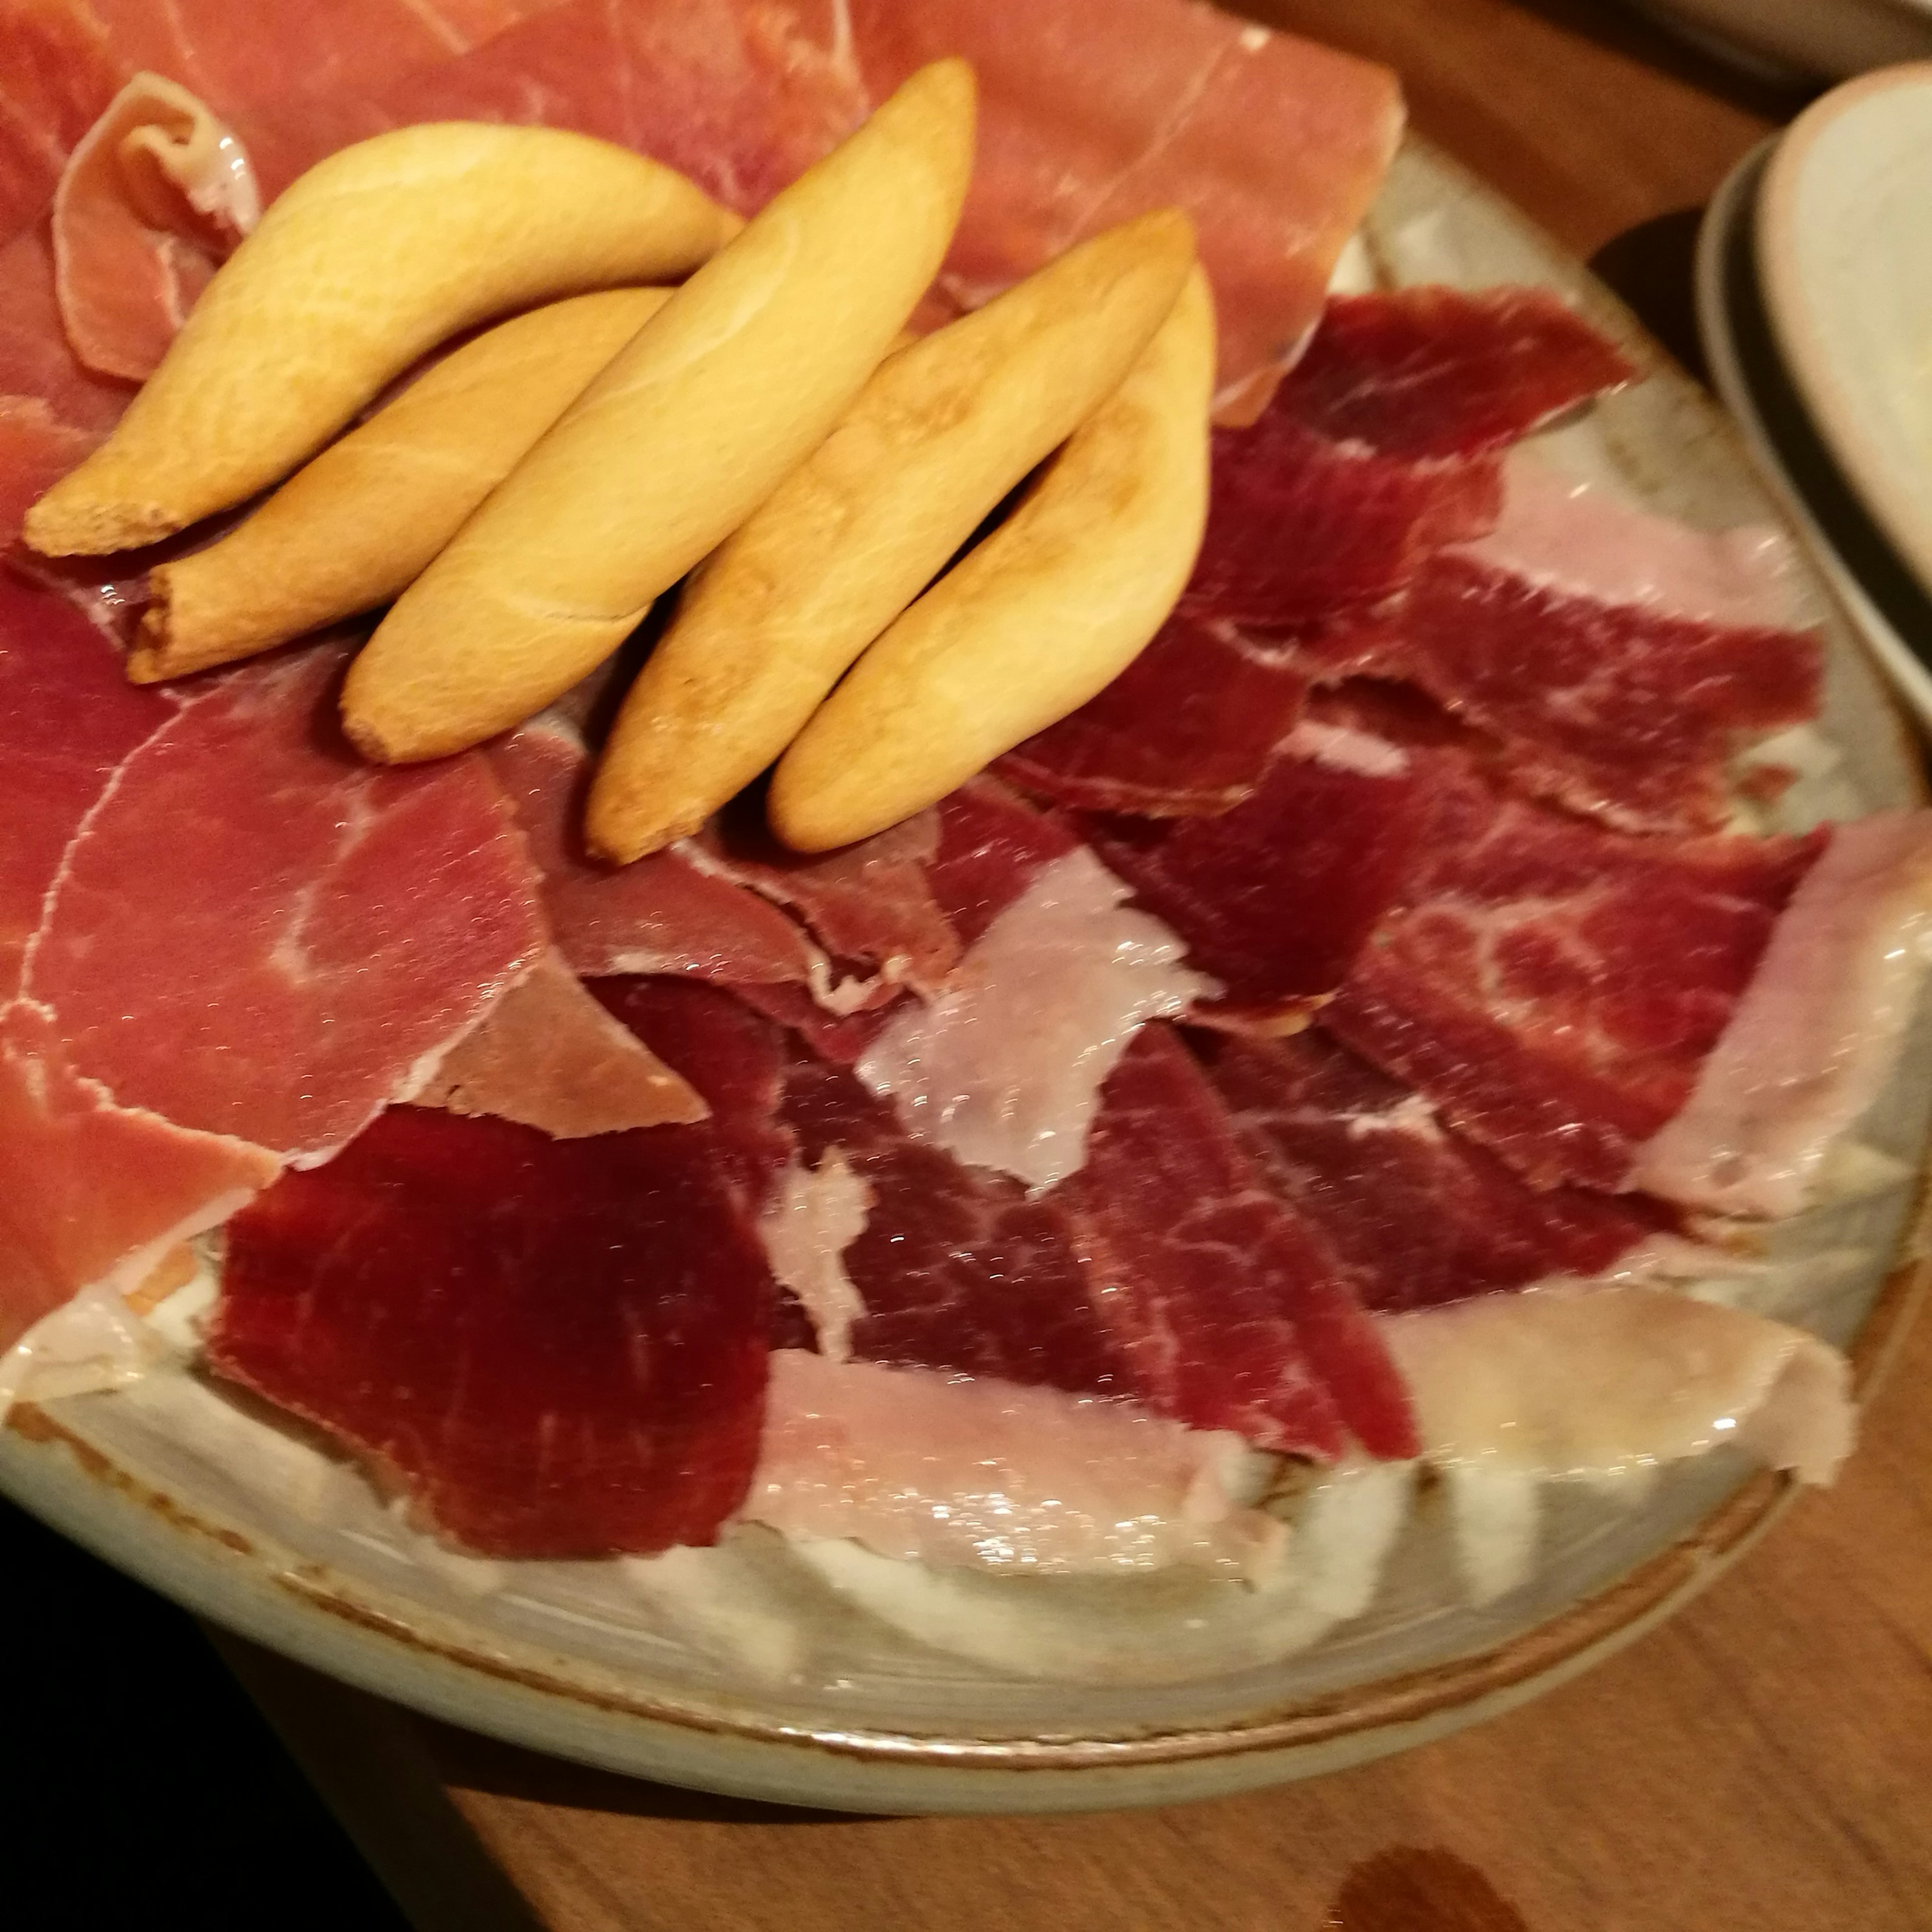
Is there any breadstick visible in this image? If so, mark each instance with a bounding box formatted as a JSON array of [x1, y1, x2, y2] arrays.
[[770, 267, 1215, 852], [584, 210, 1196, 863], [340, 59, 976, 766], [128, 288, 672, 683], [25, 123, 734, 555]]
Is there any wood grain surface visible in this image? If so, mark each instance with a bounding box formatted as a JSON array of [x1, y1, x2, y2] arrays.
[[229, 5, 1932, 1927]]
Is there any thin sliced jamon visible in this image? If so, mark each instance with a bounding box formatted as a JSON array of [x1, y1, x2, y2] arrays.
[[592, 975, 792, 1204], [1193, 1027, 1679, 1314], [487, 721, 822, 988], [0, 396, 102, 551], [851, 0, 1401, 416], [1056, 1025, 1418, 1460], [745, 1347, 1284, 1578], [1637, 811, 1932, 1218], [26, 646, 544, 1159], [0, 566, 174, 999], [997, 612, 1311, 816], [857, 847, 1212, 1189], [1383, 1285, 1852, 1486], [209, 1102, 773, 1558], [1324, 756, 1827, 1194], [922, 776, 1079, 945], [416, 947, 704, 1138], [778, 1050, 1136, 1398], [0, 1002, 276, 1352], [1083, 740, 1422, 1030], [52, 74, 259, 383], [691, 798, 960, 995], [1357, 556, 1822, 835]]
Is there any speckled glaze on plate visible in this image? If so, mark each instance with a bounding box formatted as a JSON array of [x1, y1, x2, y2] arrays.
[[4, 137, 1928, 1816]]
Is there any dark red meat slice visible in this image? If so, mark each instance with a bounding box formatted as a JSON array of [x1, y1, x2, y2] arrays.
[[1192, 1027, 1678, 1313], [26, 646, 543, 1158], [1275, 287, 1635, 462], [488, 723, 824, 988], [923, 776, 1079, 946], [1324, 755, 1827, 1192], [1337, 551, 1824, 835], [1082, 746, 1423, 1029], [1056, 1026, 1417, 1459], [699, 796, 960, 993], [726, 977, 900, 1066], [998, 612, 1312, 816], [591, 975, 793, 1203], [209, 1103, 772, 1559], [781, 1051, 1138, 1398]]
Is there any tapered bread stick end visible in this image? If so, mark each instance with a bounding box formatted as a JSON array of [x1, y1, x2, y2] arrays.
[[23, 475, 176, 557]]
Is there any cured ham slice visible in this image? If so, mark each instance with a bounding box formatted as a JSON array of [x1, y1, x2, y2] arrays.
[[745, 1348, 1284, 1578], [1346, 558, 1823, 835], [692, 800, 960, 994], [0, 1004, 275, 1352], [1324, 757, 1826, 1194], [52, 74, 258, 383], [416, 947, 705, 1138], [850, 0, 1402, 415], [779, 1050, 1135, 1397], [1383, 1286, 1853, 1486], [922, 776, 1079, 945], [0, 395, 100, 550], [758, 1151, 869, 1360], [0, 2, 120, 242], [857, 848, 1210, 1189], [26, 647, 544, 1158], [1081, 742, 1422, 1030], [1057, 1026, 1418, 1460], [209, 1102, 774, 1558], [998, 613, 1311, 817], [1637, 812, 1932, 1217], [1194, 1028, 1678, 1314], [488, 723, 822, 989]]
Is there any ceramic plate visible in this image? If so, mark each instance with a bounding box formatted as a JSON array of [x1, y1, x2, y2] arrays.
[[5, 136, 1928, 1816]]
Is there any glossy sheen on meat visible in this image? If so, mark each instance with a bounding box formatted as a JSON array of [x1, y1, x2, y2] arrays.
[[1083, 745, 1423, 1028], [209, 1103, 773, 1558], [1348, 550, 1823, 834], [851, 0, 1401, 414], [1193, 1027, 1676, 1313], [489, 723, 823, 988], [0, 1002, 276, 1350], [0, 567, 173, 999], [780, 1052, 1138, 1398], [922, 777, 1079, 945], [27, 647, 543, 1157], [1324, 756, 1827, 1193], [1056, 1026, 1418, 1459], [998, 612, 1312, 817]]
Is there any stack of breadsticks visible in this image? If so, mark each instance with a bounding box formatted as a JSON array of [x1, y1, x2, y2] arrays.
[[27, 60, 1214, 858]]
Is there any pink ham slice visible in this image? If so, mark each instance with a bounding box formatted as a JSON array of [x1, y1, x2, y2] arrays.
[[1056, 1025, 1418, 1460], [52, 74, 259, 383], [25, 645, 544, 1159], [746, 1347, 1284, 1578], [849, 0, 1402, 417], [415, 946, 705, 1138], [1193, 1027, 1679, 1314], [0, 1003, 276, 1351], [1081, 737, 1423, 1030], [1324, 755, 1827, 1194], [488, 722, 823, 989], [209, 1101, 774, 1558]]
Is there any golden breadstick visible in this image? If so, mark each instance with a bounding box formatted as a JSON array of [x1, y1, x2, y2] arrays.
[[128, 288, 672, 683], [341, 59, 976, 766], [584, 210, 1196, 863], [25, 124, 734, 555], [770, 267, 1215, 852]]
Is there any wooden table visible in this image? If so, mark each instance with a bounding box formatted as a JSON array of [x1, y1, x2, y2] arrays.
[[224, 6, 1932, 1927]]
